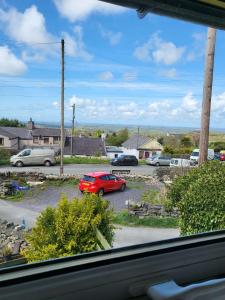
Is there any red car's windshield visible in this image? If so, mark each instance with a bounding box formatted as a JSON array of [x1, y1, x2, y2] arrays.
[[83, 175, 96, 182]]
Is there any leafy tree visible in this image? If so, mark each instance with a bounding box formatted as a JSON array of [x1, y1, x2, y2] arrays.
[[167, 161, 225, 235], [157, 137, 164, 145], [0, 118, 25, 127], [209, 141, 225, 152], [180, 136, 192, 148], [22, 194, 114, 262], [106, 128, 129, 146]]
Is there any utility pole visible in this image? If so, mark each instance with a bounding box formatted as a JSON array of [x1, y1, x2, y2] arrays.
[[71, 103, 75, 155], [60, 39, 65, 176], [199, 28, 216, 165]]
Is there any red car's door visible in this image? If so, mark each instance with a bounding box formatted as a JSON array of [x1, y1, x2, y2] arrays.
[[99, 175, 111, 192], [108, 174, 120, 191]]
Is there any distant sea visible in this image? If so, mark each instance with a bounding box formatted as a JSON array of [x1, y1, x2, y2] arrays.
[[34, 121, 225, 134]]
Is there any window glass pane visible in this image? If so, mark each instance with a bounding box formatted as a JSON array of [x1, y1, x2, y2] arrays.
[[1, 1, 225, 270]]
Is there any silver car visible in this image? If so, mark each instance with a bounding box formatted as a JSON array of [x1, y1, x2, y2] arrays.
[[10, 148, 56, 167], [146, 155, 171, 166]]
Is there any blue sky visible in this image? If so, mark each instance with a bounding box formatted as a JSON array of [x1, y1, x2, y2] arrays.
[[0, 0, 225, 128]]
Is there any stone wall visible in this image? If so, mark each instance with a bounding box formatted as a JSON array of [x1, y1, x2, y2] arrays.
[[127, 201, 179, 218], [0, 219, 28, 261]]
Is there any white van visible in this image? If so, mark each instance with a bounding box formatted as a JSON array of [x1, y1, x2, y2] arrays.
[[10, 148, 56, 167], [170, 158, 191, 167], [190, 148, 214, 164]]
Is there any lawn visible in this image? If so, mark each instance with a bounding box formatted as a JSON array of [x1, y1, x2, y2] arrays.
[[61, 156, 110, 164]]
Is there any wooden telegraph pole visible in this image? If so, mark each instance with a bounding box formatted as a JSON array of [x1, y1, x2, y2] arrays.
[[199, 28, 216, 165], [60, 39, 65, 176]]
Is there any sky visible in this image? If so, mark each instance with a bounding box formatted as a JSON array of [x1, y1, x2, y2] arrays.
[[0, 0, 225, 129]]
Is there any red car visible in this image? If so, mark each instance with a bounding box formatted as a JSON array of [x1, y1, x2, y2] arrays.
[[220, 153, 225, 161], [79, 172, 126, 196]]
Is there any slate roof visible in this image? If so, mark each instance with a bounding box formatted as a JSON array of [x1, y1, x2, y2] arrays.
[[122, 135, 151, 149], [0, 127, 32, 140], [64, 137, 106, 156], [32, 128, 61, 137]]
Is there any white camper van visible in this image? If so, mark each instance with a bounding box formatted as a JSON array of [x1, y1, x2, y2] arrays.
[[190, 148, 214, 164], [10, 148, 56, 167], [170, 158, 191, 167]]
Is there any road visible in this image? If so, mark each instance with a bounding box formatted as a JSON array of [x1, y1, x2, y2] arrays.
[[0, 164, 157, 176], [0, 199, 179, 248]]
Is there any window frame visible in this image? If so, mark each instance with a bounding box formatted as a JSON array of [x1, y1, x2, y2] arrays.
[[0, 137, 4, 145], [1, 231, 225, 300]]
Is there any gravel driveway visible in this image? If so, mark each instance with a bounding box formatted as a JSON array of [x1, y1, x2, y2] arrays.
[[9, 181, 151, 213]]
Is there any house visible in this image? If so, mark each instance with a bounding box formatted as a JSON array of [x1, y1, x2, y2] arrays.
[[64, 136, 106, 157], [105, 146, 124, 159], [0, 118, 62, 152], [122, 135, 163, 159]]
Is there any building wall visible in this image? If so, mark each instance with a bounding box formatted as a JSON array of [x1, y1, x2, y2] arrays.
[[106, 152, 124, 159], [32, 136, 60, 146], [19, 137, 61, 149], [121, 148, 139, 159], [0, 135, 18, 150]]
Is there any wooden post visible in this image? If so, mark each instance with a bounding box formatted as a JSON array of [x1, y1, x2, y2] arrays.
[[60, 39, 65, 176], [199, 28, 216, 165]]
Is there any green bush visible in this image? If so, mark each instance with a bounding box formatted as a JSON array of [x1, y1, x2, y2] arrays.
[[167, 161, 225, 235], [22, 194, 114, 262]]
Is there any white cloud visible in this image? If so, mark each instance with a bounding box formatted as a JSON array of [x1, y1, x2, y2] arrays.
[[69, 95, 96, 107], [171, 92, 200, 119], [62, 26, 93, 60], [99, 71, 114, 80], [159, 68, 177, 78], [212, 92, 225, 119], [134, 33, 185, 65], [0, 5, 55, 47], [99, 25, 122, 45], [53, 0, 126, 22], [52, 101, 59, 108], [123, 71, 137, 81], [0, 46, 27, 76]]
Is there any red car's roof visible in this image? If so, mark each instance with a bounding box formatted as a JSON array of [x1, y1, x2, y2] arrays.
[[85, 172, 109, 178]]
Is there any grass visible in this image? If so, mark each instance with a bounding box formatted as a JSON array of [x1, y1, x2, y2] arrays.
[[113, 211, 179, 228], [1, 190, 26, 201], [60, 156, 110, 165], [126, 180, 146, 190], [43, 178, 79, 187], [0, 159, 9, 166]]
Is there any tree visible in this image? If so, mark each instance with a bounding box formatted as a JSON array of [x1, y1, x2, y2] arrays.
[[106, 128, 129, 146], [180, 136, 192, 148], [0, 118, 25, 127], [167, 161, 225, 235], [21, 194, 114, 262]]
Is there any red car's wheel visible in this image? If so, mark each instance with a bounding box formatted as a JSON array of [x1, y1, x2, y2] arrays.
[[120, 184, 126, 192], [98, 189, 104, 197]]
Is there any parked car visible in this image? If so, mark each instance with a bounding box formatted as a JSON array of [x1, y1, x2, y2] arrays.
[[190, 148, 214, 164], [146, 155, 171, 166], [111, 155, 138, 166], [79, 172, 126, 196], [170, 158, 191, 167], [214, 152, 221, 160], [220, 153, 225, 161], [10, 148, 56, 167]]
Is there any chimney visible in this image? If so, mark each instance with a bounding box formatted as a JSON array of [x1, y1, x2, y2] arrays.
[[27, 118, 35, 130]]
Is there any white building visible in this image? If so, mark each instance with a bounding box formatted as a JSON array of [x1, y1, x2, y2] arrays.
[[122, 135, 163, 159]]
